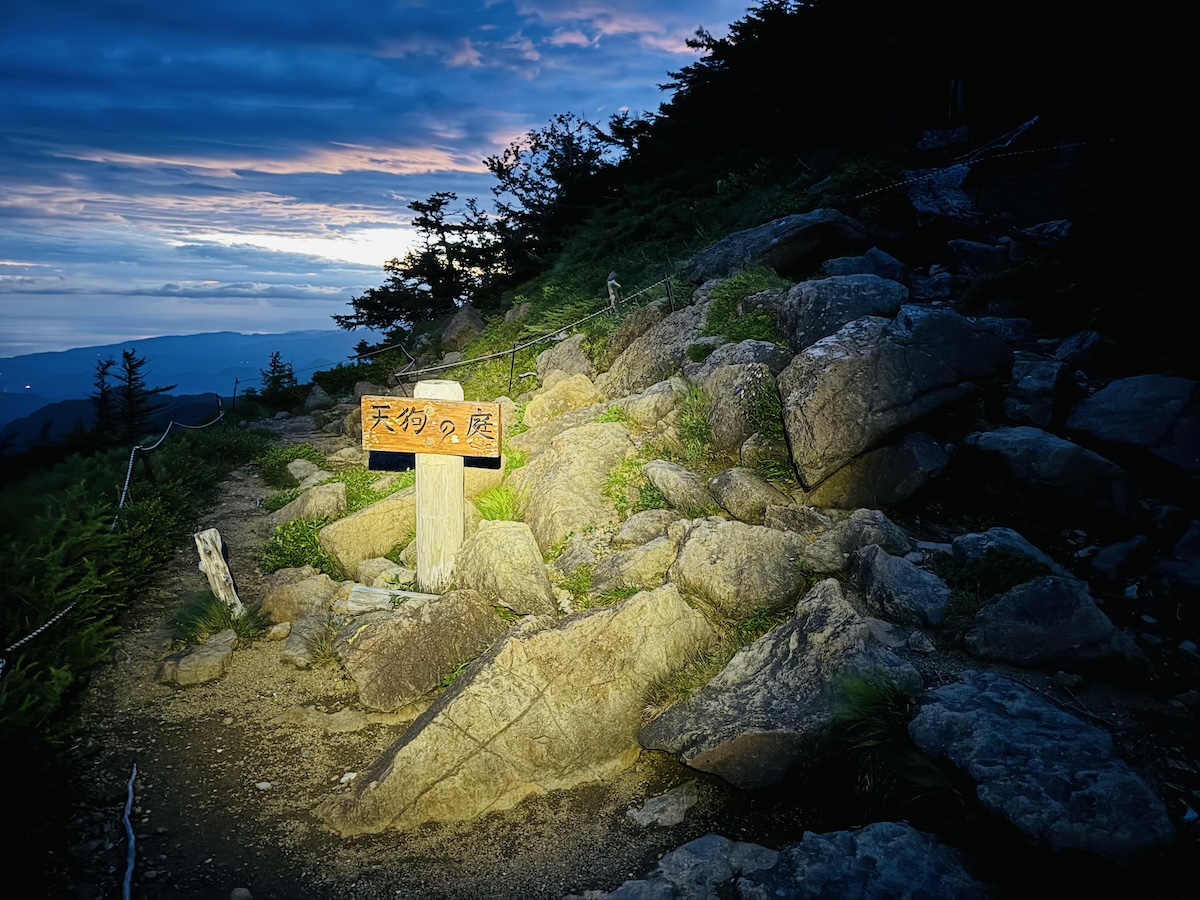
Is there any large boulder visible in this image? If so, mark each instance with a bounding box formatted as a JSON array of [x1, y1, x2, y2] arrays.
[[598, 303, 707, 399], [706, 467, 791, 525], [1066, 374, 1200, 478], [265, 481, 347, 529], [798, 508, 912, 574], [854, 544, 952, 628], [536, 332, 594, 380], [909, 671, 1174, 861], [317, 487, 417, 576], [591, 534, 680, 594], [961, 426, 1143, 517], [778, 307, 1012, 489], [1004, 351, 1072, 428], [452, 520, 557, 615], [684, 209, 869, 282], [523, 373, 604, 427], [737, 822, 989, 899], [794, 432, 949, 510], [693, 363, 777, 452], [318, 584, 716, 835], [260, 571, 341, 624], [157, 629, 237, 685], [668, 517, 812, 619], [681, 340, 793, 382], [334, 589, 510, 712], [820, 246, 908, 282], [598, 300, 668, 372], [440, 304, 486, 352], [509, 423, 636, 553], [778, 274, 909, 353], [639, 579, 921, 789], [642, 460, 717, 515], [965, 575, 1151, 676]]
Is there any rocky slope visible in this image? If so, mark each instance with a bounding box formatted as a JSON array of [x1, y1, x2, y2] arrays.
[[55, 194, 1199, 899]]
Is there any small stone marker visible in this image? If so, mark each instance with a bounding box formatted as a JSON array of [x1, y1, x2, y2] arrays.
[[360, 382, 502, 593]]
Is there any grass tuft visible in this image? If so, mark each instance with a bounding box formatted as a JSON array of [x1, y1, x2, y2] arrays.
[[473, 484, 527, 521], [172, 590, 267, 647]]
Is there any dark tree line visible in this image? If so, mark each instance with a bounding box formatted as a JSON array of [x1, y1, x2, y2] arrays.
[[336, 0, 1155, 343]]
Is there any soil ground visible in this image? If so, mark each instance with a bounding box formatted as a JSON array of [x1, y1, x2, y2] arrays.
[[47, 416, 828, 900], [40, 414, 1200, 899]]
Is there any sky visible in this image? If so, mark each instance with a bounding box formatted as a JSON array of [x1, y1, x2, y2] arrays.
[[0, 0, 750, 359]]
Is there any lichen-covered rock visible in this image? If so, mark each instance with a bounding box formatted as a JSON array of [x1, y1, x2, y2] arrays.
[[523, 373, 604, 427], [510, 423, 635, 552], [266, 481, 347, 529], [318, 584, 715, 835], [668, 517, 812, 619], [453, 520, 557, 615], [779, 307, 1011, 489], [640, 579, 921, 789], [260, 572, 340, 624], [334, 589, 509, 712], [157, 629, 237, 685], [909, 671, 1174, 861], [317, 487, 416, 577]]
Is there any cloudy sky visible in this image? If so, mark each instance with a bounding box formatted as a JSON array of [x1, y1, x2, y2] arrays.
[[0, 0, 749, 358]]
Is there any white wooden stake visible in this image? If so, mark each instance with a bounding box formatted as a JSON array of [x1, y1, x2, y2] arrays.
[[194, 528, 245, 616], [414, 380, 465, 593]]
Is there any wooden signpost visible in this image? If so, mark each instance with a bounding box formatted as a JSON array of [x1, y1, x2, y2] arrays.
[[360, 381, 502, 594]]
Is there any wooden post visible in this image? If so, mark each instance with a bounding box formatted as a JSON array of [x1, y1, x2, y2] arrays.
[[194, 528, 245, 616], [414, 380, 464, 593]]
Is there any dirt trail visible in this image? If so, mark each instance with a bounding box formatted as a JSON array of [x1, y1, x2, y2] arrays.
[[58, 415, 812, 900]]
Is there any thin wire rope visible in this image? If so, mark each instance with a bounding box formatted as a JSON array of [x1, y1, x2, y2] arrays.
[[391, 277, 670, 382]]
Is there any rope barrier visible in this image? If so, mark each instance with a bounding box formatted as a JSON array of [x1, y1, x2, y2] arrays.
[[0, 600, 79, 679], [852, 134, 1101, 201], [390, 276, 671, 384], [111, 409, 226, 528]]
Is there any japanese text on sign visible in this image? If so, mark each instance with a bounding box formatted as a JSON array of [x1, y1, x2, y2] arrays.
[[360, 395, 502, 458]]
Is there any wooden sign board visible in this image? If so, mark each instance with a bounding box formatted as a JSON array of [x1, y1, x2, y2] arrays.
[[360, 395, 502, 458]]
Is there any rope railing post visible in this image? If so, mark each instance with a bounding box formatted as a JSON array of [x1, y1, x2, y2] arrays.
[[508, 342, 518, 396], [665, 279, 675, 312]]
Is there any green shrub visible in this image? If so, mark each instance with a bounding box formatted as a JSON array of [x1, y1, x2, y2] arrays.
[[504, 447, 528, 476], [676, 385, 714, 468], [702, 266, 789, 344], [559, 564, 595, 606], [261, 517, 342, 577], [597, 404, 630, 424], [686, 343, 717, 363], [304, 614, 345, 667], [746, 369, 784, 439], [256, 444, 327, 489]]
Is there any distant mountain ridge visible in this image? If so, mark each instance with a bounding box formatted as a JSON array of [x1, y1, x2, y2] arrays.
[[0, 328, 379, 427]]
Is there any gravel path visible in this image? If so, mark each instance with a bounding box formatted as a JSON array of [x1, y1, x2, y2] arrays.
[[56, 415, 819, 900]]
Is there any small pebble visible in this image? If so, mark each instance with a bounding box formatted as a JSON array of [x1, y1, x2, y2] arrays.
[[255, 782, 272, 791]]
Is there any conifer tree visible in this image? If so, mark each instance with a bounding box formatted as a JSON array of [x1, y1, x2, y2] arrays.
[[115, 348, 176, 445]]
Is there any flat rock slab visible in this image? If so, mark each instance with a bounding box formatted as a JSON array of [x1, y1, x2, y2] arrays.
[[640, 579, 920, 789], [318, 584, 715, 836], [908, 670, 1174, 861]]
